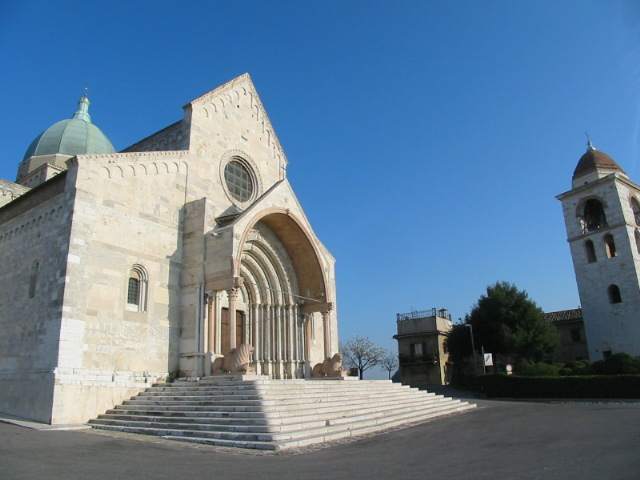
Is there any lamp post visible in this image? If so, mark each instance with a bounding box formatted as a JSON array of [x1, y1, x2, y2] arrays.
[[464, 324, 477, 373]]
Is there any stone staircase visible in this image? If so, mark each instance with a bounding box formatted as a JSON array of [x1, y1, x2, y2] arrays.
[[88, 376, 476, 450]]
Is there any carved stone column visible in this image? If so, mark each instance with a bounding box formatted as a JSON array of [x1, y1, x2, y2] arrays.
[[252, 303, 260, 374], [322, 306, 333, 360], [227, 288, 239, 351], [264, 305, 271, 361], [207, 293, 215, 353], [292, 304, 299, 362]]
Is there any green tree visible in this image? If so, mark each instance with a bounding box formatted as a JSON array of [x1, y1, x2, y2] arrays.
[[445, 323, 474, 364], [466, 281, 558, 362]]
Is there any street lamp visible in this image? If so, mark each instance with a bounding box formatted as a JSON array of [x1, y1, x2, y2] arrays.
[[464, 324, 477, 373]]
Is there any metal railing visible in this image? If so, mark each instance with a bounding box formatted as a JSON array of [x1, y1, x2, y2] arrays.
[[396, 307, 452, 322]]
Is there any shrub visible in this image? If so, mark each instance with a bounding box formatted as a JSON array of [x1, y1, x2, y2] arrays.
[[559, 360, 592, 376], [479, 374, 640, 399], [591, 353, 640, 375], [515, 360, 562, 377]]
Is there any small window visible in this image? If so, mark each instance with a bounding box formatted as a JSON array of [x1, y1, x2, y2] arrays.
[[28, 261, 39, 298], [604, 234, 617, 258], [584, 240, 597, 263], [608, 284, 622, 304], [127, 277, 140, 305], [126, 265, 148, 312], [631, 197, 640, 225], [570, 328, 581, 343], [410, 343, 423, 359]]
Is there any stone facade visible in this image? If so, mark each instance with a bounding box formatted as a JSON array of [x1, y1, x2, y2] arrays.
[[0, 74, 339, 424], [544, 309, 589, 363], [393, 308, 452, 387], [558, 146, 640, 360]]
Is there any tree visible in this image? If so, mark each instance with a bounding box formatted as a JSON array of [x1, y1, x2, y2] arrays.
[[381, 351, 399, 380], [341, 336, 385, 380], [455, 281, 558, 363], [445, 323, 474, 365]]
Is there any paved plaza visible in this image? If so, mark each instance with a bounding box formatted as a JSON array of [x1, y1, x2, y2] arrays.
[[1, 399, 639, 480]]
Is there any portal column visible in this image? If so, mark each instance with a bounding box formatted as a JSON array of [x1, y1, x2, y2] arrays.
[[322, 306, 333, 360], [207, 294, 215, 352], [227, 288, 239, 351], [252, 303, 261, 374]]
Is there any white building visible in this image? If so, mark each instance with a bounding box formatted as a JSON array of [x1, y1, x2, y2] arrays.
[[557, 141, 640, 360], [0, 74, 339, 424]]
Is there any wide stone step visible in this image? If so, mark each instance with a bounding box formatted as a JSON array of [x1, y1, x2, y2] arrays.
[[159, 402, 477, 449], [277, 403, 477, 449], [140, 385, 417, 396], [113, 392, 441, 416], [134, 389, 425, 403], [91, 397, 466, 442], [124, 391, 429, 408], [90, 379, 477, 450], [95, 396, 453, 430]]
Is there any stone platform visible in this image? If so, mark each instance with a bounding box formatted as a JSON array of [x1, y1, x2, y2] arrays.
[[88, 376, 476, 450]]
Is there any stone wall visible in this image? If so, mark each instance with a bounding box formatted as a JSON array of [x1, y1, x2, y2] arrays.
[[0, 175, 72, 422], [50, 154, 188, 423]]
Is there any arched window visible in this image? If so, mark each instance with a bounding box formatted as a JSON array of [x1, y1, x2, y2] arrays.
[[126, 265, 148, 312], [28, 261, 39, 298], [631, 197, 640, 225], [584, 240, 597, 263], [604, 234, 617, 258], [635, 229, 640, 255], [608, 284, 622, 304], [580, 199, 607, 233]]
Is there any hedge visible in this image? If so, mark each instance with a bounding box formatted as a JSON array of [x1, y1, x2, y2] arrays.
[[478, 374, 640, 399]]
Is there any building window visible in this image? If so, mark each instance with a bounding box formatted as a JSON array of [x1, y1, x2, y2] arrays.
[[28, 261, 39, 298], [603, 234, 616, 258], [410, 342, 423, 359], [584, 240, 597, 263], [579, 199, 607, 233], [224, 159, 254, 202], [126, 265, 148, 312], [607, 284, 622, 304], [631, 197, 640, 225], [570, 328, 581, 343], [635, 230, 640, 255]]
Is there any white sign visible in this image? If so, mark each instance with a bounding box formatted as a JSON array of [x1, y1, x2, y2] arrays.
[[483, 353, 493, 366]]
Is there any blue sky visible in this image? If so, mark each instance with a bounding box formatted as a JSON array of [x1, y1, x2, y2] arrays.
[[2, 1, 640, 364]]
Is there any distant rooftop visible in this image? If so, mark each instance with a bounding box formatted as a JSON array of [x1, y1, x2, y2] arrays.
[[544, 308, 583, 322]]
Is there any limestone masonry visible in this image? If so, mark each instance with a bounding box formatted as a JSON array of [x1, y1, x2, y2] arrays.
[[0, 74, 339, 424], [558, 142, 640, 360]]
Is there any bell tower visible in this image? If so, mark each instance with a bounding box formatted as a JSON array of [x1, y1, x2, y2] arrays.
[[557, 141, 640, 360]]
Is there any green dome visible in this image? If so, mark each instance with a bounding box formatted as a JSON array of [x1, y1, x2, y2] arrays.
[[23, 95, 115, 161]]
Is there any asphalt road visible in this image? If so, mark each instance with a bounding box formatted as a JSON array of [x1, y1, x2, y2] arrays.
[[1, 399, 639, 480]]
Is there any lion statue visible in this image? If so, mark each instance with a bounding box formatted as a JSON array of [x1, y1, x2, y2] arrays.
[[312, 353, 345, 378], [220, 344, 255, 374]]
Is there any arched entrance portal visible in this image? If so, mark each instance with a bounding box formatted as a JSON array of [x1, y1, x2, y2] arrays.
[[214, 211, 333, 379]]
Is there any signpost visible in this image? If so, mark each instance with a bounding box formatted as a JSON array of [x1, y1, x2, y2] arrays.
[[483, 353, 493, 367], [481, 345, 492, 374]]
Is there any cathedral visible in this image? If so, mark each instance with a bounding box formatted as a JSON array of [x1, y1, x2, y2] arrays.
[[0, 74, 339, 424], [558, 142, 640, 360]]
